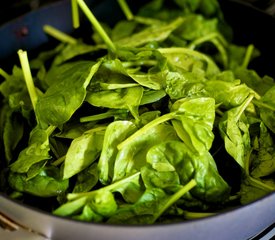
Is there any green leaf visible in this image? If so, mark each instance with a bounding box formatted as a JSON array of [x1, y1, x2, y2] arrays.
[[159, 47, 220, 77], [113, 123, 179, 181], [9, 166, 69, 197], [171, 97, 215, 153], [251, 123, 275, 178], [52, 42, 100, 66], [142, 141, 230, 203], [63, 127, 105, 179], [115, 17, 184, 47], [219, 95, 254, 169], [107, 188, 168, 224], [165, 70, 205, 100], [53, 196, 88, 217], [240, 177, 274, 205], [73, 163, 99, 193], [3, 110, 24, 163], [257, 86, 275, 133], [36, 60, 101, 127], [234, 67, 274, 96], [86, 86, 143, 120], [10, 127, 51, 173], [88, 190, 117, 217], [203, 80, 253, 109], [73, 205, 103, 222], [98, 121, 137, 185]]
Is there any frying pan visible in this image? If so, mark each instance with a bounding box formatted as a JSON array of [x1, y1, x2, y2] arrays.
[[0, 0, 275, 239]]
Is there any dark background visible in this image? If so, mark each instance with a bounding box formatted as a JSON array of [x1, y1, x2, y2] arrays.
[[0, 0, 62, 25], [0, 0, 274, 26]]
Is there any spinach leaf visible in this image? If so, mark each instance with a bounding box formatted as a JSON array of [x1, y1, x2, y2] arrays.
[[251, 123, 275, 178], [53, 196, 89, 217], [171, 97, 215, 153], [203, 80, 253, 109], [159, 48, 220, 77], [36, 61, 101, 127], [73, 205, 103, 222], [108, 179, 196, 224], [113, 123, 179, 181], [54, 172, 141, 218], [234, 67, 274, 96], [0, 66, 25, 99], [257, 86, 275, 133], [52, 42, 101, 66], [165, 70, 205, 100], [98, 121, 137, 185], [240, 177, 275, 205], [72, 163, 99, 193], [142, 141, 230, 203], [63, 127, 105, 179], [107, 188, 169, 224], [2, 109, 24, 163], [10, 126, 53, 173], [86, 86, 143, 120], [219, 95, 254, 169], [88, 189, 118, 217], [115, 17, 184, 47], [8, 166, 68, 197]]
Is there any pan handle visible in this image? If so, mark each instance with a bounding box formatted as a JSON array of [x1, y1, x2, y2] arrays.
[[224, 0, 275, 16], [0, 213, 49, 240]]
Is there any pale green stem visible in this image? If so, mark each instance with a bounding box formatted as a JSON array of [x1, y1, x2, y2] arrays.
[[71, 0, 80, 28], [248, 175, 275, 191], [117, 112, 176, 150], [182, 210, 216, 220], [67, 172, 141, 201], [235, 93, 254, 122], [152, 179, 197, 223], [117, 0, 134, 20], [0, 68, 10, 79], [17, 50, 38, 111], [188, 34, 228, 68], [77, 0, 116, 52], [210, 38, 228, 68], [253, 99, 275, 111], [51, 155, 66, 166], [242, 44, 254, 69], [80, 110, 127, 122], [188, 32, 227, 50], [43, 25, 78, 44], [46, 125, 57, 136]]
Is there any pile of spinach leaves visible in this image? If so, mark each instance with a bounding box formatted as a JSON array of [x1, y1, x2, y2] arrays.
[[0, 0, 274, 224]]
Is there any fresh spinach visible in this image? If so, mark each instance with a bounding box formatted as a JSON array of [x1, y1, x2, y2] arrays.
[[0, 0, 274, 224]]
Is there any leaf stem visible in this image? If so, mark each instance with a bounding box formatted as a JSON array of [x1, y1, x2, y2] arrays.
[[43, 25, 78, 44], [117, 112, 176, 150], [17, 50, 38, 111], [80, 110, 127, 122], [46, 125, 57, 136], [235, 93, 254, 122], [252, 99, 275, 112], [117, 0, 134, 20], [241, 44, 254, 69], [67, 172, 141, 200], [71, 0, 80, 29], [182, 210, 215, 220], [153, 179, 197, 222], [0, 68, 10, 79], [77, 0, 116, 53], [52, 155, 66, 166], [248, 175, 275, 191]]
